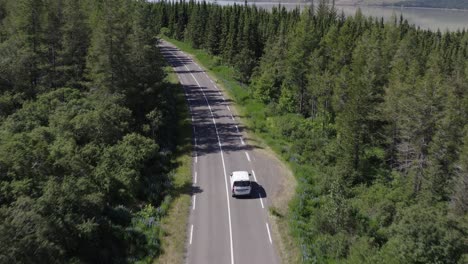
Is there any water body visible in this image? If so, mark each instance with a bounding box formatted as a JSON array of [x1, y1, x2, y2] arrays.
[[213, 1, 468, 31]]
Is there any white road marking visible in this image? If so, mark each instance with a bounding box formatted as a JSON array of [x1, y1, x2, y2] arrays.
[[175, 54, 235, 264], [231, 115, 235, 120], [240, 137, 245, 145], [210, 80, 214, 83], [227, 106, 231, 111], [190, 225, 194, 245], [193, 195, 196, 210], [195, 153, 197, 163], [251, 170, 257, 181], [266, 223, 272, 244], [191, 116, 194, 122], [222, 97, 226, 101], [245, 152, 251, 162], [194, 137, 197, 147], [194, 171, 197, 184], [235, 125, 239, 133], [259, 193, 265, 208], [252, 170, 265, 208]]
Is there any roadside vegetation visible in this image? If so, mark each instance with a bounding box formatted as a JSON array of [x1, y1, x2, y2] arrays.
[[0, 0, 189, 263], [155, 67, 192, 264], [150, 0, 468, 263]]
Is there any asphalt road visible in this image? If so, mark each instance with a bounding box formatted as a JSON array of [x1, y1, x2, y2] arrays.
[[160, 40, 280, 264]]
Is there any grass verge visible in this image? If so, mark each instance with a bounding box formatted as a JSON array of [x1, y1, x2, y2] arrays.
[[160, 36, 301, 264], [154, 66, 192, 264]]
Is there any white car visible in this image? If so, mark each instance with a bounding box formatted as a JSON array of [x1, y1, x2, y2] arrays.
[[230, 171, 252, 197]]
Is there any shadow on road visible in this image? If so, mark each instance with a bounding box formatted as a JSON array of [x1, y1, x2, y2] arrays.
[[234, 182, 267, 199], [191, 185, 203, 195], [159, 42, 264, 157]]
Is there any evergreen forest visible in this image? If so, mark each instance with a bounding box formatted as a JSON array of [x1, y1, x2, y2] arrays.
[[0, 0, 467, 263], [0, 0, 183, 263], [151, 0, 468, 263]]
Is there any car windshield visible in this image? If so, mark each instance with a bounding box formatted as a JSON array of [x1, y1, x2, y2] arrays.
[[234, 181, 250, 187]]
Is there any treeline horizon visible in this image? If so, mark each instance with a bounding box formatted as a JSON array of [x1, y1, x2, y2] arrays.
[[0, 0, 181, 263], [150, 0, 467, 263]]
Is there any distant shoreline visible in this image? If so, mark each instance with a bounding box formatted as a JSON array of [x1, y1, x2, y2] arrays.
[[215, 0, 468, 11]]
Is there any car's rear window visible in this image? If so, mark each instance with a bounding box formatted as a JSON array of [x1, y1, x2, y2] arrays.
[[234, 181, 250, 187]]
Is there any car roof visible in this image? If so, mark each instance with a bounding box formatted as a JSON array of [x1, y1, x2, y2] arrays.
[[232, 171, 250, 181]]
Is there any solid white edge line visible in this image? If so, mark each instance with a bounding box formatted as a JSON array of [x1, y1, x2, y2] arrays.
[[266, 223, 272, 244], [245, 152, 251, 162], [190, 224, 194, 245], [193, 195, 196, 210], [179, 56, 235, 264]]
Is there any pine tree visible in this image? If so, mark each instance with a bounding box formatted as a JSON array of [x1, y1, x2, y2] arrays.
[[43, 0, 64, 88], [86, 0, 132, 93], [59, 0, 90, 88], [279, 6, 316, 115], [335, 28, 385, 185], [205, 5, 221, 55], [2, 0, 46, 96], [250, 24, 288, 104]]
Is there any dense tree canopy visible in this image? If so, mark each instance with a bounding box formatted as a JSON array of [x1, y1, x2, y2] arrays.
[[0, 0, 181, 263], [151, 0, 468, 263]]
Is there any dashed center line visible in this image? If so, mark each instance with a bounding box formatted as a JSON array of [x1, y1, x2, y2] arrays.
[[240, 137, 245, 145], [245, 152, 251, 162], [231, 115, 235, 120], [193, 195, 196, 210], [190, 225, 194, 245], [194, 171, 197, 184], [227, 105, 231, 111]]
